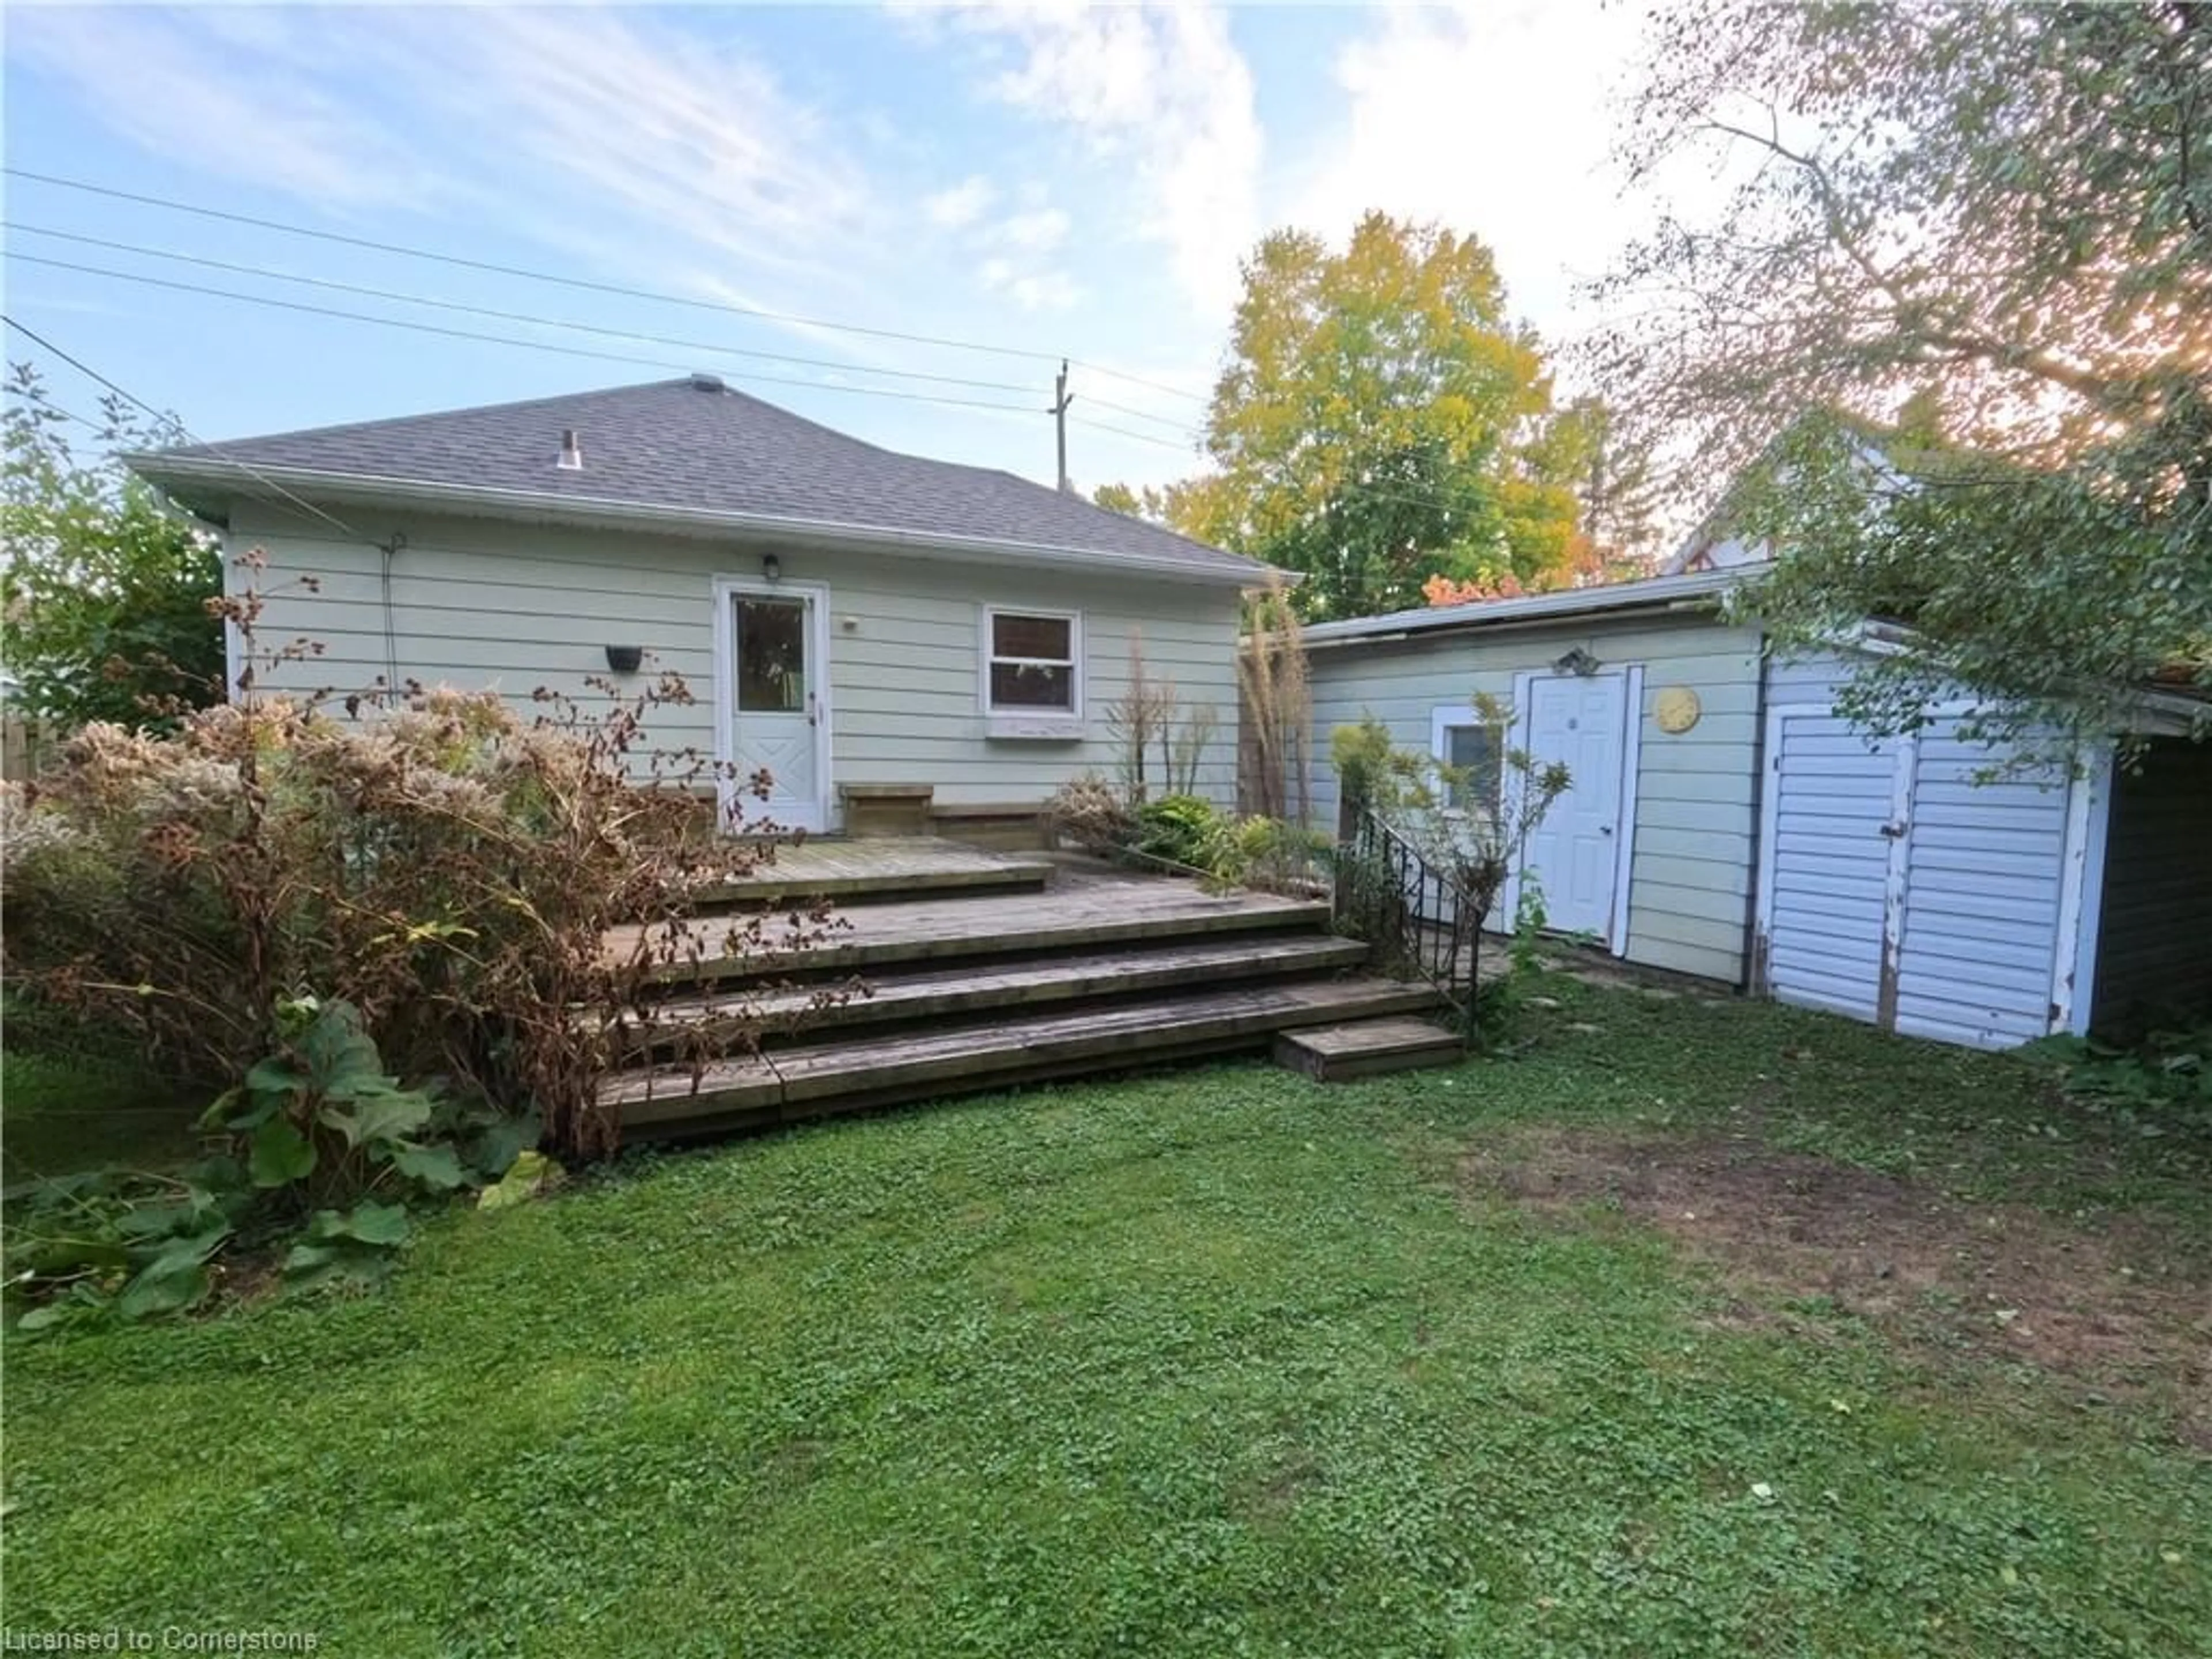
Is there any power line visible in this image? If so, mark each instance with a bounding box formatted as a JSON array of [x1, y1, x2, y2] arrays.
[[7, 254, 1045, 417], [5, 222, 1044, 398], [1081, 391, 1203, 435], [3, 166, 1210, 406], [1, 313, 363, 541]]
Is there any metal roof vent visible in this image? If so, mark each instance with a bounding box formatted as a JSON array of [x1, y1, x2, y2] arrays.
[[690, 372, 726, 393], [556, 428, 584, 471]]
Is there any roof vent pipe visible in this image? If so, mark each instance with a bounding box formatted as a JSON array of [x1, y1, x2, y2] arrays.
[[690, 372, 726, 393], [556, 428, 584, 471]]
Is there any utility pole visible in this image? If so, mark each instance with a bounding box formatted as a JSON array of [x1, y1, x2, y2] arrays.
[[1051, 360, 1074, 493]]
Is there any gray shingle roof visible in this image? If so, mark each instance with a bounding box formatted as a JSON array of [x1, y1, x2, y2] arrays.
[[132, 376, 1260, 581]]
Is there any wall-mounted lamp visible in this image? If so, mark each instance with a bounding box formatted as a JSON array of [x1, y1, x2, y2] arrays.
[[604, 645, 644, 675], [762, 553, 782, 584], [1553, 646, 1602, 677]]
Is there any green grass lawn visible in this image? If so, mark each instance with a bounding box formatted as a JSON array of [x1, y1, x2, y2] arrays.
[[5, 981, 2209, 1657]]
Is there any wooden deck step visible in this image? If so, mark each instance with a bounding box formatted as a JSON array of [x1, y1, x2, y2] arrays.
[[603, 975, 1442, 1137], [695, 838, 1052, 907], [616, 933, 1373, 1052], [616, 873, 1332, 986], [1274, 1017, 1466, 1082]]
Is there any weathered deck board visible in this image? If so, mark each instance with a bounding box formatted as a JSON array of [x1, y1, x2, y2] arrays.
[[696, 836, 1053, 905], [1274, 1017, 1464, 1082], [605, 975, 1440, 1131], [615, 867, 1332, 984], [612, 933, 1372, 1051]]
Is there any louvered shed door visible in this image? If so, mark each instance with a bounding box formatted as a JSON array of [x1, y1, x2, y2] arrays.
[[1761, 710, 2071, 1049], [1762, 711, 1902, 1022]]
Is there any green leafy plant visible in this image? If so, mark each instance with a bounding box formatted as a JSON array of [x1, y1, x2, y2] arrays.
[[3, 1165, 248, 1335], [1329, 696, 1570, 934], [2020, 1023, 2212, 1141], [1131, 794, 1232, 874], [0, 363, 224, 730], [199, 996, 463, 1209]]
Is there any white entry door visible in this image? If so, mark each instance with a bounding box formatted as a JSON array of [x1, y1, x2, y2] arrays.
[[1513, 671, 1635, 944], [715, 577, 830, 834]]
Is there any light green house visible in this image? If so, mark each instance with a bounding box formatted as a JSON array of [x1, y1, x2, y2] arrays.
[[1302, 571, 1766, 985], [130, 376, 1266, 836]]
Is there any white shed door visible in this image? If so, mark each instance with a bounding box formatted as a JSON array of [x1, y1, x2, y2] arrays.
[[1762, 711, 1902, 1022], [1518, 673, 1630, 939], [1761, 709, 2072, 1048], [1890, 722, 2070, 1047]]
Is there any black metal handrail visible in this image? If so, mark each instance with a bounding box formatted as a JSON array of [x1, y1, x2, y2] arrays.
[[1332, 800, 1478, 1035]]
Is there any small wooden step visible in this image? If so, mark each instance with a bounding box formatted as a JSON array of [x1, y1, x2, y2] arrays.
[[612, 933, 1374, 1054], [1274, 1017, 1465, 1082], [603, 975, 1442, 1137]]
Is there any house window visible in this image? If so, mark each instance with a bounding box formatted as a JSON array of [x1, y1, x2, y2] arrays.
[[983, 608, 1082, 717]]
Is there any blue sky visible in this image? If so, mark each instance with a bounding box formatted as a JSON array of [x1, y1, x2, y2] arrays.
[[2, 3, 1652, 495]]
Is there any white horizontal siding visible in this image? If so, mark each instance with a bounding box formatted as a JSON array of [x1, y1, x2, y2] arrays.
[[228, 505, 1243, 820], [1306, 614, 1763, 983]]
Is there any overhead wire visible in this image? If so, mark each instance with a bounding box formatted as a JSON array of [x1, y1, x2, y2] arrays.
[[1, 313, 365, 541], [3, 166, 1210, 406], [5, 222, 1046, 397], [7, 254, 1046, 416]]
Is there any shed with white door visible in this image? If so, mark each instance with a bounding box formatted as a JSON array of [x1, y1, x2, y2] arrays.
[[1300, 573, 2212, 1048], [1302, 570, 1766, 984], [1758, 654, 2212, 1047]]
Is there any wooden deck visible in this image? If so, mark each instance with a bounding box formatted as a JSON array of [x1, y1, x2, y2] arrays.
[[605, 975, 1442, 1134], [596, 854, 1448, 1138], [697, 836, 1053, 903], [621, 863, 1332, 984], [613, 933, 1372, 1053]]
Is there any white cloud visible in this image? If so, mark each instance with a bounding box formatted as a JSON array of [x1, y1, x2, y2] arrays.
[[948, 4, 1261, 318], [379, 8, 872, 285], [1292, 1, 1649, 346], [978, 257, 1079, 313], [7, 7, 447, 209], [925, 175, 999, 228], [995, 207, 1070, 252]]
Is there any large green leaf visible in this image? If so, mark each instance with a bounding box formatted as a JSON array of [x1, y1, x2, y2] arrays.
[[385, 1142, 465, 1191], [248, 1116, 316, 1188], [320, 1090, 434, 1150], [297, 1000, 393, 1095], [308, 1201, 410, 1247], [112, 1226, 228, 1321]]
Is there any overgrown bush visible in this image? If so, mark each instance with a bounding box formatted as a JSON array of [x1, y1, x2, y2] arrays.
[[1044, 771, 1135, 856], [2022, 1023, 2212, 1142], [2, 570, 830, 1162]]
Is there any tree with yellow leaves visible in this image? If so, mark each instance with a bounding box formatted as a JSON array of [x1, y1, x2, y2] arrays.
[[1098, 214, 1599, 619]]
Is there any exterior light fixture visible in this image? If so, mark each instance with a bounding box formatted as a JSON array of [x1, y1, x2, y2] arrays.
[[1553, 647, 1602, 677], [762, 553, 782, 584]]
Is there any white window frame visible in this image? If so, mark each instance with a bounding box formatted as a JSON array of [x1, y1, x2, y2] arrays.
[[979, 605, 1084, 737]]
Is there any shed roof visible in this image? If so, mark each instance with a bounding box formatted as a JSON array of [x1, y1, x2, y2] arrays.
[[1301, 569, 1751, 647]]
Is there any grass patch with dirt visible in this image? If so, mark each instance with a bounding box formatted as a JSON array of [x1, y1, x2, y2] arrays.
[[4, 980, 2207, 1657]]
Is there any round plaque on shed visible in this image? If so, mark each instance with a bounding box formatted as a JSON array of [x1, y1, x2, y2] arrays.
[[1654, 685, 1702, 734]]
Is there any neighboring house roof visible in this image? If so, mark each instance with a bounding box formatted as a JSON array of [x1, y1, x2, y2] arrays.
[[127, 375, 1265, 586], [1301, 568, 1751, 648]]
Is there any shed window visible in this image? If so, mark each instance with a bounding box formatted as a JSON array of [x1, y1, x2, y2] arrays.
[[984, 609, 1081, 715], [1441, 723, 1503, 813]]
